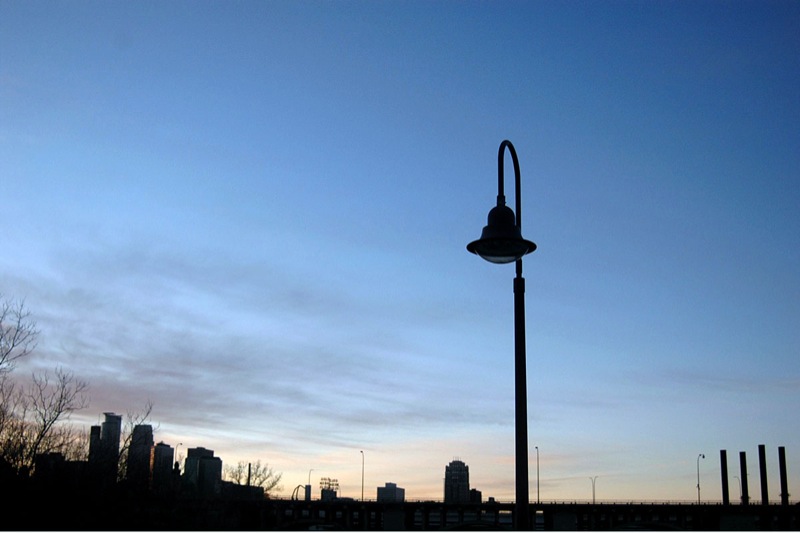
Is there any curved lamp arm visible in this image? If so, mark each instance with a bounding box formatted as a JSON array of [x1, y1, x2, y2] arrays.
[[498, 139, 523, 232]]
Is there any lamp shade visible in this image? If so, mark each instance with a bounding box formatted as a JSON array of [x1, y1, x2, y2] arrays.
[[467, 204, 537, 264]]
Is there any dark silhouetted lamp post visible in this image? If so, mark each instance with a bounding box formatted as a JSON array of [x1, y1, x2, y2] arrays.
[[467, 139, 536, 530], [175, 442, 183, 471], [535, 445, 540, 504], [697, 453, 705, 504]]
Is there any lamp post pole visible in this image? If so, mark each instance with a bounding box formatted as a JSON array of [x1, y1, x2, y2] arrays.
[[175, 442, 183, 471], [590, 476, 598, 505], [697, 453, 705, 504], [512, 245, 529, 529], [501, 143, 531, 528], [467, 140, 536, 531], [734, 475, 742, 502], [535, 446, 540, 504], [360, 450, 365, 502]]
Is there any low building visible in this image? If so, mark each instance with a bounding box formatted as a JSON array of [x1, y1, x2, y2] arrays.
[[377, 482, 405, 502]]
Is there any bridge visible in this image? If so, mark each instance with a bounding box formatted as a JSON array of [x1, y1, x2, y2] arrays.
[[219, 498, 800, 530]]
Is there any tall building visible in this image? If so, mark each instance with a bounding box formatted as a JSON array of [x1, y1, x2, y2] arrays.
[[88, 412, 122, 488], [126, 424, 154, 491], [444, 459, 470, 503], [184, 447, 222, 497], [377, 482, 405, 502], [101, 413, 122, 456], [88, 426, 101, 463], [151, 442, 176, 495]]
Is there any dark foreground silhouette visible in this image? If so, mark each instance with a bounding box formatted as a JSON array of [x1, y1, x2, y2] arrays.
[[7, 478, 799, 531]]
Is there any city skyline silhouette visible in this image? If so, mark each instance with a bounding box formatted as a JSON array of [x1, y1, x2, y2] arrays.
[[1, 0, 798, 506], [6, 408, 796, 529], [9, 405, 795, 507]]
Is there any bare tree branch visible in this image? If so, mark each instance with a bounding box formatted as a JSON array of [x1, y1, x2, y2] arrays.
[[223, 459, 283, 497], [0, 298, 90, 474], [0, 296, 39, 374], [26, 366, 89, 465]]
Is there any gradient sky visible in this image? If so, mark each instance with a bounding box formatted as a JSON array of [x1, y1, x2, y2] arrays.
[[1, 0, 798, 503]]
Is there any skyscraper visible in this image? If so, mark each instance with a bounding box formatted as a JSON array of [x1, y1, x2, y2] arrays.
[[101, 413, 122, 455], [126, 424, 154, 491], [151, 442, 175, 495], [88, 412, 122, 488], [184, 447, 222, 497], [88, 426, 101, 463], [444, 459, 470, 504]]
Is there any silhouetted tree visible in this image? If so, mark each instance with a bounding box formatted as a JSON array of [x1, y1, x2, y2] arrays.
[[223, 459, 283, 497], [26, 367, 89, 464], [0, 367, 88, 473], [0, 297, 89, 474], [0, 296, 39, 375]]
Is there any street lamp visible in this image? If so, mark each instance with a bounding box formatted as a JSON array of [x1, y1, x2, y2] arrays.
[[697, 453, 705, 504], [468, 140, 537, 530], [360, 450, 365, 502], [306, 469, 314, 502], [590, 476, 598, 505], [734, 475, 742, 502], [535, 446, 540, 504], [175, 442, 183, 471]]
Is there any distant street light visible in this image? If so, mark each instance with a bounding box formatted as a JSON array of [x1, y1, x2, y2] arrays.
[[697, 453, 705, 504], [734, 475, 742, 501], [590, 476, 598, 505], [467, 140, 537, 531], [535, 446, 540, 504], [306, 469, 314, 502], [360, 450, 365, 502]]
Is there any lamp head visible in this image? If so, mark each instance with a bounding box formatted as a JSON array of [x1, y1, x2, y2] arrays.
[[467, 203, 536, 264]]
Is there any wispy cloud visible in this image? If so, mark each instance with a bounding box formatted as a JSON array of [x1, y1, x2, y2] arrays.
[[8, 234, 501, 459]]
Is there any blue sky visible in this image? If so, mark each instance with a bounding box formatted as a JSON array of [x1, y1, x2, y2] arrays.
[[1, 0, 798, 502]]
